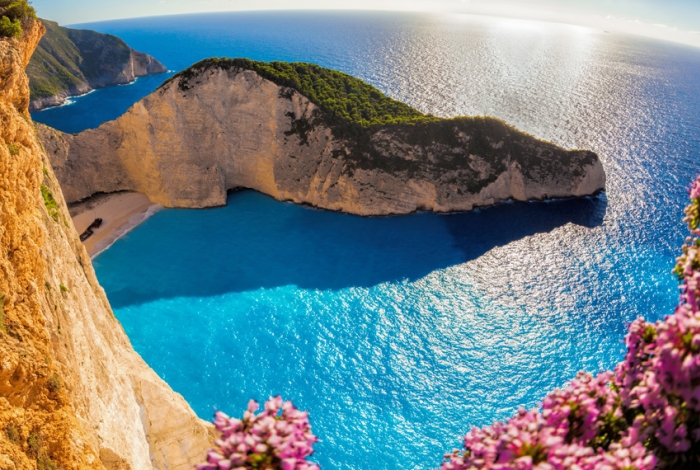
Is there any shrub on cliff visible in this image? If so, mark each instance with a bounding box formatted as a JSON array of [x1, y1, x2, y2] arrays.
[[202, 180, 700, 469], [0, 15, 20, 38], [0, 0, 36, 38], [40, 184, 59, 222]]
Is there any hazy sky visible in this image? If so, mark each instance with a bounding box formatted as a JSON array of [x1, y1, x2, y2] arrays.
[[32, 0, 700, 47]]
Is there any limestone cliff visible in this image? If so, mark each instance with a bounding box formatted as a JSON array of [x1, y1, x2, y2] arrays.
[[27, 19, 167, 111], [39, 59, 605, 215], [0, 18, 210, 470]]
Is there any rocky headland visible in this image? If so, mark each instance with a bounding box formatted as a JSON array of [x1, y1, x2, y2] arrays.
[[0, 17, 210, 470], [27, 19, 167, 111], [38, 58, 606, 216]]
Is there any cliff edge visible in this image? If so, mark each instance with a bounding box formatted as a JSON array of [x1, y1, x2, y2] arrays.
[[39, 59, 605, 215], [27, 19, 167, 111], [0, 18, 210, 470]]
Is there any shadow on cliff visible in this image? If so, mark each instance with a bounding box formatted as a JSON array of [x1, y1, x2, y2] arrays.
[[95, 190, 607, 310]]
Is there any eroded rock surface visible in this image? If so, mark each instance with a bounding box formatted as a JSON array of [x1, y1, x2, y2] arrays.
[[40, 63, 605, 216], [0, 19, 210, 470]]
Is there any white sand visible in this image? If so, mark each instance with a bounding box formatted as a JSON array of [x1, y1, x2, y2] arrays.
[[70, 192, 161, 258]]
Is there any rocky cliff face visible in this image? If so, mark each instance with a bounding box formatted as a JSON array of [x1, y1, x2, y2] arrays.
[[0, 19, 210, 470], [27, 19, 167, 111], [39, 63, 605, 216]]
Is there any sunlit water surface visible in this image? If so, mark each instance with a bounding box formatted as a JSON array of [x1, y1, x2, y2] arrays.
[[35, 11, 700, 469]]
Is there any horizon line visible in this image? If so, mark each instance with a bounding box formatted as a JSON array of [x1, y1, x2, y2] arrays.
[[60, 8, 700, 50]]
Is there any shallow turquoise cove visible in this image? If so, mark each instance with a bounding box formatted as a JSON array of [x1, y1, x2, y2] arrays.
[[94, 191, 675, 469]]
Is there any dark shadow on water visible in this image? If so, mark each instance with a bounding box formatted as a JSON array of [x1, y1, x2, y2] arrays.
[[96, 191, 607, 309], [444, 193, 607, 260]]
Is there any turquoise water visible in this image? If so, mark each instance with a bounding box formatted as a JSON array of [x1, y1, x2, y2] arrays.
[[36, 11, 700, 469], [93, 191, 675, 469]]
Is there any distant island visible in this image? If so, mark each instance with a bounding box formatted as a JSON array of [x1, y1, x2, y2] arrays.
[[27, 19, 166, 110], [39, 58, 606, 216]]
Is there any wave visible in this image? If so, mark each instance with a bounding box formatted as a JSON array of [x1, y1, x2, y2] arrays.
[[91, 204, 163, 259], [117, 77, 140, 87], [38, 89, 96, 112]]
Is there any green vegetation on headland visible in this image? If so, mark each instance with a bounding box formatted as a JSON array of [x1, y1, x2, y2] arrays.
[[164, 58, 432, 127], [0, 0, 36, 38]]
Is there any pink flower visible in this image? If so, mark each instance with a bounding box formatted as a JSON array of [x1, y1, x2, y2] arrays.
[[197, 397, 319, 470]]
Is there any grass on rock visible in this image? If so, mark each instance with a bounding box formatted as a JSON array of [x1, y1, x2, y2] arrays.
[[164, 58, 432, 128], [40, 184, 59, 222]]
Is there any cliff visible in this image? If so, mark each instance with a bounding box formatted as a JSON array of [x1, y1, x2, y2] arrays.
[[39, 59, 605, 216], [0, 18, 210, 470], [27, 19, 166, 111]]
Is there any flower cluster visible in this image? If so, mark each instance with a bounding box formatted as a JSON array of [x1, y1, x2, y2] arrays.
[[613, 177, 700, 463], [542, 371, 620, 445], [442, 374, 656, 470], [197, 396, 319, 470], [442, 177, 700, 470]]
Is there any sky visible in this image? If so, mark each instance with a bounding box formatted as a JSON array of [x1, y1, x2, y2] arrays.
[[32, 0, 700, 48]]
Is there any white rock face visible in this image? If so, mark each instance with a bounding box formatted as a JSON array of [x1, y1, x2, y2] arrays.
[[36, 189, 214, 470], [40, 65, 605, 216]]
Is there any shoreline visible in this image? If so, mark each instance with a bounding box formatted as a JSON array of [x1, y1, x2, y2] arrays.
[[30, 70, 173, 112], [70, 192, 161, 258], [30, 88, 96, 113], [67, 188, 606, 259]]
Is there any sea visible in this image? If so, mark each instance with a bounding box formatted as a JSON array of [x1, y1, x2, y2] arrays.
[[31, 10, 700, 469]]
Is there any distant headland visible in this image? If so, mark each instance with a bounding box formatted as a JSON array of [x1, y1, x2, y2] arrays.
[[27, 19, 166, 111]]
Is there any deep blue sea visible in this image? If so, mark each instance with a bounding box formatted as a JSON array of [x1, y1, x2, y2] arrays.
[[32, 11, 700, 469]]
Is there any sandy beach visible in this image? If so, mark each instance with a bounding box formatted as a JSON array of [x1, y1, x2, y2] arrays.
[[70, 192, 161, 257]]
